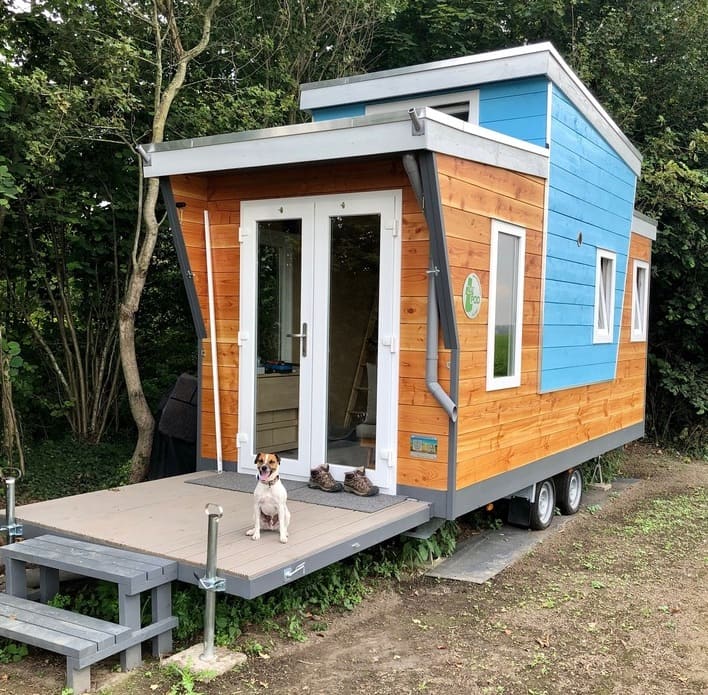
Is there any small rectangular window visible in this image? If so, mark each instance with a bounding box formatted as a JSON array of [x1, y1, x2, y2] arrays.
[[365, 90, 479, 124], [593, 249, 616, 343], [631, 260, 650, 341], [487, 220, 526, 390]]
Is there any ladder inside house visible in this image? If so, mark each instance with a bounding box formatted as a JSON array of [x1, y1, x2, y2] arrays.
[[344, 299, 378, 428]]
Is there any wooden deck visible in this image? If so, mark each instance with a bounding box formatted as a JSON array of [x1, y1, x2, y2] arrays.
[[10, 473, 431, 599]]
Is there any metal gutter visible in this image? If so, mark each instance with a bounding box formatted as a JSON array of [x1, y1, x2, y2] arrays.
[[412, 152, 460, 518]]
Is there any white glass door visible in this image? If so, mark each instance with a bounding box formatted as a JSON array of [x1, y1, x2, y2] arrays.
[[239, 191, 401, 494]]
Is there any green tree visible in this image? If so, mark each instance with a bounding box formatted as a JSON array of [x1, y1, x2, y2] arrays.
[[0, 0, 399, 479]]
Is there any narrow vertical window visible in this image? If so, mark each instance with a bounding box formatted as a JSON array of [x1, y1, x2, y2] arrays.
[[631, 260, 650, 342], [593, 249, 616, 343], [487, 220, 526, 390]]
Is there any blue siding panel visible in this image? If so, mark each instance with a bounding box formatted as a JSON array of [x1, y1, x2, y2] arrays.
[[479, 77, 549, 146], [480, 115, 547, 147], [540, 87, 636, 392], [541, 364, 616, 391]]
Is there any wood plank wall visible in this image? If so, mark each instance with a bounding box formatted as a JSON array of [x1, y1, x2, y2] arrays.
[[170, 154, 650, 495], [436, 152, 651, 490], [171, 158, 420, 467]]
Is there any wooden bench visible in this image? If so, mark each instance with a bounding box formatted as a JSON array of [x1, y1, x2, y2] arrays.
[[0, 534, 179, 693], [0, 593, 133, 693]]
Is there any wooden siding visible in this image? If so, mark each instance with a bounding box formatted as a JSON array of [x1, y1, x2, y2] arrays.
[[170, 151, 649, 499], [478, 77, 549, 148], [540, 86, 638, 391], [397, 154, 546, 492], [447, 147, 651, 489], [172, 158, 420, 468]]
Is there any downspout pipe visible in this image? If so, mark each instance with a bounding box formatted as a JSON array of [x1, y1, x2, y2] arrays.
[[403, 152, 458, 423], [427, 266, 458, 422]]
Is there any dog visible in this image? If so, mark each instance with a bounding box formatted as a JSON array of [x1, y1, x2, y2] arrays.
[[246, 452, 290, 543]]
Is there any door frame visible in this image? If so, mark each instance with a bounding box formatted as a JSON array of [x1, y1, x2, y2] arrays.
[[237, 190, 402, 495]]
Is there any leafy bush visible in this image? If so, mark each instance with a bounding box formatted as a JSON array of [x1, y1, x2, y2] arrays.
[[0, 641, 28, 663], [18, 436, 132, 503]]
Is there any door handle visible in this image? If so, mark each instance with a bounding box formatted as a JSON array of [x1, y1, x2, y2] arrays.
[[286, 322, 308, 357]]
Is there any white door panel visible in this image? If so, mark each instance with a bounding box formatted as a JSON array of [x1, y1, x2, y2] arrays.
[[239, 191, 401, 494]]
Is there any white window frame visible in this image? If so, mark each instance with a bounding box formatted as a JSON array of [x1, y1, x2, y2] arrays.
[[630, 259, 650, 342], [593, 248, 617, 344], [365, 90, 479, 124], [486, 220, 526, 391]]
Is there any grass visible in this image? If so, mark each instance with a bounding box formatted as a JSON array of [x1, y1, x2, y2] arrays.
[[623, 488, 707, 537]]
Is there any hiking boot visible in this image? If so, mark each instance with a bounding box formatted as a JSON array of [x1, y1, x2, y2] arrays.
[[344, 467, 379, 497], [308, 463, 343, 492]]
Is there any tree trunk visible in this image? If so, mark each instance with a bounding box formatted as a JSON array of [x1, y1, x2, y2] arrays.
[[121, 177, 161, 483], [120, 0, 222, 482]]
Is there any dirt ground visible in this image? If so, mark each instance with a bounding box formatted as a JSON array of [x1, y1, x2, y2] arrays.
[[1, 443, 706, 695]]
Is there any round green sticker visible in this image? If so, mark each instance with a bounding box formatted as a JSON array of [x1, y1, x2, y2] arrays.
[[462, 273, 482, 319]]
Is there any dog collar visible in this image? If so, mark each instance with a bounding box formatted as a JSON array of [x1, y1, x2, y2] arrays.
[[260, 475, 280, 487]]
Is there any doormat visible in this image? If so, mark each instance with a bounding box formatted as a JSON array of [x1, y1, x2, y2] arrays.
[[187, 472, 407, 513]]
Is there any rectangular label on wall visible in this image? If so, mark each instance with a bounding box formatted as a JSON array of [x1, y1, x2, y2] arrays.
[[410, 435, 438, 460]]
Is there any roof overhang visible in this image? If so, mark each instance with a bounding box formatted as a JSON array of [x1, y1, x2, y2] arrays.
[[143, 108, 549, 180], [300, 42, 642, 176], [632, 209, 658, 241]]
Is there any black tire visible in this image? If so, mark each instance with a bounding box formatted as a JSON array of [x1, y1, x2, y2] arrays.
[[530, 478, 556, 530], [556, 468, 583, 515]]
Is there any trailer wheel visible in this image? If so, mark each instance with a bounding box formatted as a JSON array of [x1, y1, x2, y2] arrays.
[[530, 479, 556, 530], [556, 469, 583, 515]]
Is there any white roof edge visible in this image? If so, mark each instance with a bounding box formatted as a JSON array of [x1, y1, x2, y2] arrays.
[[299, 42, 642, 176], [300, 42, 557, 97], [632, 209, 658, 241], [143, 109, 548, 180]]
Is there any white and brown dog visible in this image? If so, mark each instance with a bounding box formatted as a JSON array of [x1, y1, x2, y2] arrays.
[[246, 452, 290, 543]]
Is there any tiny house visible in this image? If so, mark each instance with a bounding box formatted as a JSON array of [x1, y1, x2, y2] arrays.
[[143, 42, 656, 528]]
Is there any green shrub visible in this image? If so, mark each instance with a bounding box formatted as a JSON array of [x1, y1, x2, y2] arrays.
[[18, 436, 132, 503], [0, 641, 28, 663]]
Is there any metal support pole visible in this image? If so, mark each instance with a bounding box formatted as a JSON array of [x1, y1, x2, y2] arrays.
[[199, 503, 225, 661], [1, 468, 23, 543]]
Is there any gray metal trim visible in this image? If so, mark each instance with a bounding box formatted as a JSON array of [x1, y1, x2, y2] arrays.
[[450, 422, 645, 519], [150, 111, 407, 152], [198, 456, 237, 473], [299, 42, 641, 175], [418, 151, 458, 350], [417, 151, 461, 519], [447, 349, 460, 519], [144, 111, 548, 180], [395, 486, 448, 519], [177, 503, 432, 599], [632, 210, 658, 241], [160, 179, 206, 339]]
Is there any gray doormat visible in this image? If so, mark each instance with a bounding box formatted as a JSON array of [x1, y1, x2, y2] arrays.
[[187, 472, 407, 513]]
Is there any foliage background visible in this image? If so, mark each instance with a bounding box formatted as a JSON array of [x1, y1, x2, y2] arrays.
[[0, 0, 705, 475]]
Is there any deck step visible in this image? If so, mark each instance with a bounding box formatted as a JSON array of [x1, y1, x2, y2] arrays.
[[0, 535, 179, 694], [1, 534, 178, 594], [0, 593, 133, 693]]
